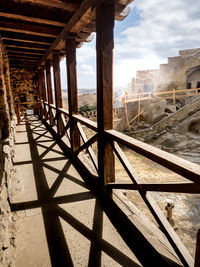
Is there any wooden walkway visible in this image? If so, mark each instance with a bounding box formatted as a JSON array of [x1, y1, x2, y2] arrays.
[[11, 116, 142, 266]]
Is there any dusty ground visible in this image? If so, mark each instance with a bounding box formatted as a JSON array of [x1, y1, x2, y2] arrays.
[[115, 147, 200, 258]]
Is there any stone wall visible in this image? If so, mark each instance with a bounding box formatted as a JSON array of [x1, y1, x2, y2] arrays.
[[10, 68, 37, 105], [132, 48, 200, 93], [0, 39, 17, 266], [0, 121, 16, 267]]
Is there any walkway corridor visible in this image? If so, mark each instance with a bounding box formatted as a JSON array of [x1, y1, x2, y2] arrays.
[[11, 116, 141, 267]]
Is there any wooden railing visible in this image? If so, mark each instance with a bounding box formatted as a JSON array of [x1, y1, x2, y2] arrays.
[[14, 101, 39, 125], [35, 100, 200, 267], [123, 88, 200, 129]]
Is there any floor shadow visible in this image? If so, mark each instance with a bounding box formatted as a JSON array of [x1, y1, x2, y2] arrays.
[[12, 117, 141, 267]]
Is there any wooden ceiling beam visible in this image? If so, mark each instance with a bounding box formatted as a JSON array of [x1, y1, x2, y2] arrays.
[[7, 53, 41, 59], [1, 31, 53, 46], [0, 20, 62, 38], [6, 48, 44, 56], [39, 0, 97, 67], [12, 0, 81, 12], [0, 12, 66, 27], [9, 58, 40, 63], [0, 1, 71, 26], [4, 42, 49, 50]]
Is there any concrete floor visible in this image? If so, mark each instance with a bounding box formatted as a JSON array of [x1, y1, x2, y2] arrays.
[[12, 117, 141, 267]]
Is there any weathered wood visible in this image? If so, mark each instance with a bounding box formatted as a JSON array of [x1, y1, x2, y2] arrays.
[[4, 41, 48, 50], [72, 114, 97, 131], [110, 141, 194, 266], [18, 0, 80, 11], [7, 53, 41, 59], [0, 20, 61, 38], [1, 32, 53, 45], [65, 37, 80, 152], [39, 0, 97, 66], [74, 134, 98, 156], [41, 68, 47, 102], [106, 129, 200, 184], [195, 230, 200, 267], [0, 2, 70, 26], [106, 182, 200, 194], [45, 61, 53, 104], [6, 48, 44, 55], [96, 0, 115, 185], [0, 12, 66, 27], [77, 123, 98, 172], [53, 52, 63, 134]]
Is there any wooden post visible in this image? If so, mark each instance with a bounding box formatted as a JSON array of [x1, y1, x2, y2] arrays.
[[45, 61, 53, 105], [45, 60, 54, 125], [17, 95, 21, 125], [41, 67, 47, 102], [173, 89, 176, 106], [195, 229, 200, 267], [65, 37, 80, 152], [138, 92, 141, 124], [53, 51, 63, 135], [96, 0, 115, 186]]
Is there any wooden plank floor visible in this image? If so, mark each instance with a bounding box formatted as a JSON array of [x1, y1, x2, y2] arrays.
[[11, 116, 142, 267]]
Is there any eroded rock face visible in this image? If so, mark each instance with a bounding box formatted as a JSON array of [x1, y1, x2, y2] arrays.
[[140, 99, 167, 123]]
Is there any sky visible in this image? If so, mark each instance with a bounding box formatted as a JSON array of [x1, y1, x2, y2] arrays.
[[59, 0, 200, 90]]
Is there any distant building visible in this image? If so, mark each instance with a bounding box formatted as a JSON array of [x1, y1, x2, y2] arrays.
[[131, 48, 200, 93]]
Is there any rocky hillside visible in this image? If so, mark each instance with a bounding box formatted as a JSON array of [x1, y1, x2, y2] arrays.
[[127, 95, 200, 162]]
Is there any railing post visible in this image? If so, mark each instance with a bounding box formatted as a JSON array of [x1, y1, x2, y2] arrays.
[[173, 88, 176, 106], [53, 51, 63, 135], [65, 37, 80, 152], [195, 229, 200, 267], [96, 0, 115, 186]]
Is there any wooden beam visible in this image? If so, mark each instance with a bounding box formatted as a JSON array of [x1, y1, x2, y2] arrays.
[[106, 182, 200, 194], [96, 0, 115, 185], [9, 58, 40, 63], [39, 0, 97, 66], [6, 49, 44, 56], [53, 52, 63, 134], [0, 20, 61, 38], [0, 2, 71, 26], [0, 12, 66, 27], [65, 37, 80, 152], [195, 230, 200, 267], [105, 130, 200, 184], [41, 67, 47, 102], [7, 53, 41, 59], [1, 31, 53, 45], [45, 61, 53, 104], [16, 0, 81, 11], [4, 41, 49, 50]]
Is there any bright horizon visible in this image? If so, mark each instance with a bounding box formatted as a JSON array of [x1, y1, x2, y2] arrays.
[[59, 0, 200, 91]]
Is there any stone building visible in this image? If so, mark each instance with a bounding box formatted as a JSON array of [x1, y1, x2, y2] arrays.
[[132, 48, 200, 93]]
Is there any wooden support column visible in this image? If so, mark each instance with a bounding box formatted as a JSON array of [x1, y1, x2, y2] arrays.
[[65, 37, 80, 152], [45, 60, 54, 125], [96, 0, 115, 185], [41, 67, 47, 102], [38, 70, 44, 119], [53, 51, 63, 134], [45, 61, 53, 105]]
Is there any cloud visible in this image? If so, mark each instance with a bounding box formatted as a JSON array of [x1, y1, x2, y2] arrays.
[[59, 0, 200, 89], [113, 0, 200, 87]]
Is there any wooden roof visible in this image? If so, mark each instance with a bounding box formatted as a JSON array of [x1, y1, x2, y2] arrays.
[[0, 0, 134, 70]]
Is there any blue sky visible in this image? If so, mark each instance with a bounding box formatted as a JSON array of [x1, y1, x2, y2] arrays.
[[60, 0, 200, 90]]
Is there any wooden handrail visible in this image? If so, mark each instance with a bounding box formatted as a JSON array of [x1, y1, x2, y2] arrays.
[[105, 129, 200, 184]]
